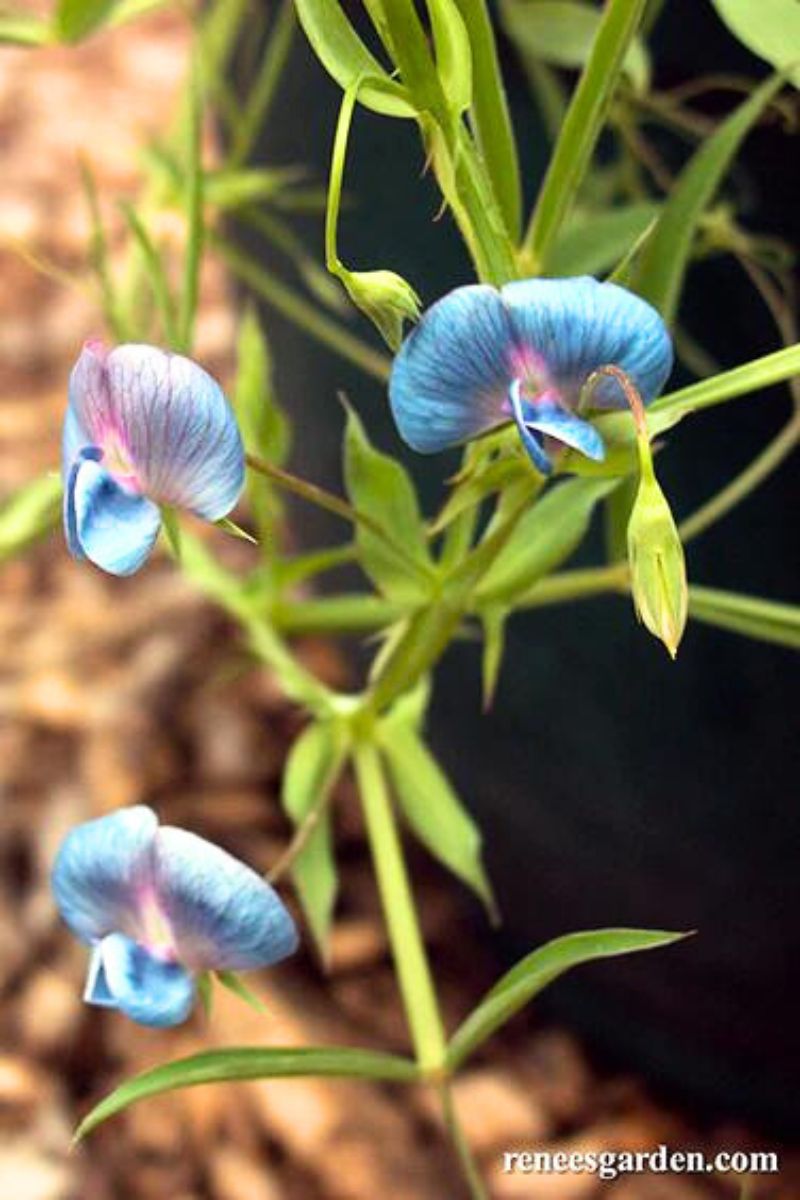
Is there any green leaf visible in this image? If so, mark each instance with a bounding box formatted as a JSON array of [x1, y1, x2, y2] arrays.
[[432, 451, 531, 533], [294, 0, 416, 117], [711, 0, 800, 88], [215, 971, 269, 1014], [448, 928, 687, 1069], [343, 404, 434, 602], [235, 308, 291, 542], [502, 0, 651, 92], [523, 0, 650, 266], [475, 477, 619, 604], [632, 72, 785, 323], [0, 474, 61, 564], [206, 166, 307, 211], [480, 605, 508, 709], [688, 586, 800, 650], [75, 1046, 418, 1139], [0, 14, 51, 44], [429, 0, 473, 115], [547, 202, 660, 277], [379, 724, 496, 915], [282, 721, 348, 963], [54, 0, 117, 42]]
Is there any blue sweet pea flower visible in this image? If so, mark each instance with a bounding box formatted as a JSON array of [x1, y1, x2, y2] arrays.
[[389, 276, 673, 475], [52, 806, 298, 1028], [63, 341, 245, 576]]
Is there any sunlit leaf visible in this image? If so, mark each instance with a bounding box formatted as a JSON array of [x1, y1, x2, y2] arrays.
[[54, 0, 118, 42], [282, 720, 348, 963], [502, 0, 651, 92], [429, 0, 473, 115], [547, 202, 660, 277], [475, 477, 618, 604], [76, 1046, 418, 1139], [294, 0, 415, 117], [448, 928, 687, 1069], [379, 723, 496, 914], [0, 475, 61, 564], [343, 404, 434, 602], [711, 0, 800, 88]]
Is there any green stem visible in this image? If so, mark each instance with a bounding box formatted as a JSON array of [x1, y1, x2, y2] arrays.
[[325, 81, 358, 276], [679, 415, 800, 544], [439, 1083, 490, 1200], [354, 741, 447, 1073]]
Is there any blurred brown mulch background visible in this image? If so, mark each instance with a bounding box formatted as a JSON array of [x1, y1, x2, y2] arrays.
[[0, 9, 796, 1199]]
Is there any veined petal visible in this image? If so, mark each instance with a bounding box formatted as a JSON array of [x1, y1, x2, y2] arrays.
[[52, 807, 158, 945], [68, 342, 244, 519], [152, 827, 299, 971], [501, 277, 673, 408], [98, 932, 195, 1028], [70, 455, 161, 576], [389, 285, 514, 452]]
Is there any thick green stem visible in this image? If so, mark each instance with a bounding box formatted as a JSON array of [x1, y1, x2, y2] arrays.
[[354, 741, 447, 1073]]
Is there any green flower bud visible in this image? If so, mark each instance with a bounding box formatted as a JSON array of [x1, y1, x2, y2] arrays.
[[627, 464, 688, 659], [341, 269, 421, 351]]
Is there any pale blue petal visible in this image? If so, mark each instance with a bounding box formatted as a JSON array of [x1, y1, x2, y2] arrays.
[[520, 399, 606, 461], [389, 285, 514, 452], [52, 807, 158, 945], [99, 932, 195, 1027], [501, 277, 673, 407], [508, 380, 553, 475], [70, 455, 161, 576], [153, 828, 299, 971], [67, 342, 244, 519], [84, 943, 117, 1008]]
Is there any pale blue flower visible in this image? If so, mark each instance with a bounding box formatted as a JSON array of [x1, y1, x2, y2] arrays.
[[63, 341, 244, 575], [52, 806, 298, 1027]]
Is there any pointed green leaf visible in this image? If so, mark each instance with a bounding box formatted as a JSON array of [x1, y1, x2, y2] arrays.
[[632, 72, 785, 323], [502, 0, 651, 92], [448, 928, 688, 1069], [711, 0, 800, 88], [480, 605, 508, 709], [75, 1046, 418, 1139], [688, 586, 800, 650], [294, 0, 416, 117], [343, 404, 434, 602], [54, 0, 118, 42], [547, 202, 660, 277], [236, 308, 291, 541], [475, 477, 619, 604], [379, 725, 496, 915], [429, 0, 473, 115], [0, 14, 51, 44], [523, 0, 650, 265], [282, 721, 348, 963], [215, 970, 269, 1014], [0, 474, 61, 564]]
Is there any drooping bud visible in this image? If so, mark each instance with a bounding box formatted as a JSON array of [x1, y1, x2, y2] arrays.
[[627, 459, 688, 659], [340, 268, 421, 351]]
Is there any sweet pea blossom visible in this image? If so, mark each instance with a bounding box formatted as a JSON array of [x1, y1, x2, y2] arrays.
[[63, 341, 245, 576], [52, 806, 298, 1028], [389, 276, 673, 475]]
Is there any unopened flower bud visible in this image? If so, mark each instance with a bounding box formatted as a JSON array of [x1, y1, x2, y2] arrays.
[[341, 269, 421, 351], [627, 464, 688, 659]]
